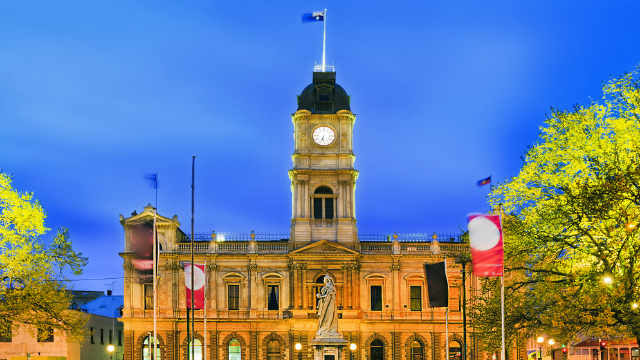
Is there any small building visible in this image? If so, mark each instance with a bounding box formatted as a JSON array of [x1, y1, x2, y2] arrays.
[[0, 291, 125, 360]]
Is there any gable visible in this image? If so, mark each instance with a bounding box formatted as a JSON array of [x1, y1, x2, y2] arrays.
[[290, 240, 359, 256]]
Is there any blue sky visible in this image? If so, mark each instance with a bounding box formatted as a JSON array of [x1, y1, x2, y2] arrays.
[[1, 1, 639, 293]]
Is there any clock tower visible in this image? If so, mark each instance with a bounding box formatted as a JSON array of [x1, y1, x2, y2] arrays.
[[289, 71, 359, 250]]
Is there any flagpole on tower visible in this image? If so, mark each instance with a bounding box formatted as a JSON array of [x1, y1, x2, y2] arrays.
[[322, 8, 327, 72]]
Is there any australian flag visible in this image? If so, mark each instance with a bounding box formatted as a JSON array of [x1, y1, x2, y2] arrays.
[[302, 10, 325, 22], [145, 173, 158, 189], [477, 176, 491, 186]]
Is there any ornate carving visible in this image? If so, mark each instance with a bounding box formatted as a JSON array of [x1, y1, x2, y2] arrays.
[[206, 263, 218, 272], [390, 263, 401, 271], [248, 263, 258, 272]]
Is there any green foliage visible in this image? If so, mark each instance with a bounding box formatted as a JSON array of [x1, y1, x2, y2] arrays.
[[471, 67, 640, 348], [0, 173, 87, 338]]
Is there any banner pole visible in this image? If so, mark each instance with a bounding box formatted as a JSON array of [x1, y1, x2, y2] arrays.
[[191, 155, 196, 359], [204, 260, 207, 360], [501, 276, 505, 360]]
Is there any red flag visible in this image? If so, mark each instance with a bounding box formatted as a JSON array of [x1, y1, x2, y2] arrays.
[[467, 214, 504, 277], [184, 263, 206, 309]]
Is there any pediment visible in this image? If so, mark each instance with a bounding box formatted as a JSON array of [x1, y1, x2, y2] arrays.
[[290, 240, 359, 256], [120, 204, 179, 227]]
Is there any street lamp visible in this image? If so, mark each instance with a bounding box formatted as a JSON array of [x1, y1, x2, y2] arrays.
[[350, 343, 357, 360], [548, 339, 555, 346], [295, 342, 302, 360], [632, 302, 639, 310], [107, 344, 115, 360], [602, 275, 613, 285], [537, 336, 545, 360]]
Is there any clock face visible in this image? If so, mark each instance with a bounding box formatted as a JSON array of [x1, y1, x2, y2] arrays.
[[312, 126, 335, 146]]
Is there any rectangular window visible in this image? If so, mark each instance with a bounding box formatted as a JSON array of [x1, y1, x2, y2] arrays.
[[325, 199, 334, 219], [313, 198, 323, 219], [267, 285, 279, 310], [410, 286, 422, 311], [109, 329, 113, 344], [228, 284, 240, 310], [0, 321, 11, 342], [90, 327, 94, 344], [144, 283, 153, 310], [370, 285, 382, 311], [118, 330, 122, 346], [100, 328, 104, 344], [37, 326, 54, 342]]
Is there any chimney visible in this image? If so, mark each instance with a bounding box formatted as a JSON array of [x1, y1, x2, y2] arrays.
[[107, 289, 112, 296]]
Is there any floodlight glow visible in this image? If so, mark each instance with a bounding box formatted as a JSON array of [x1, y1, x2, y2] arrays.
[[295, 343, 302, 351], [107, 344, 115, 353], [537, 336, 544, 344], [350, 343, 357, 351], [603, 275, 613, 285]]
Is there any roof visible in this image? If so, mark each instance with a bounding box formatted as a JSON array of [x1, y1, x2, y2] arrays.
[[81, 295, 124, 318], [297, 72, 350, 114]]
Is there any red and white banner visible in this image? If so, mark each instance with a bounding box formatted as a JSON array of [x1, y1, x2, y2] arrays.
[[184, 263, 206, 309], [467, 214, 504, 277]]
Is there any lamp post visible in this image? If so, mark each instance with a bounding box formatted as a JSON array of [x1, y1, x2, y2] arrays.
[[456, 253, 471, 360], [295, 342, 302, 360], [537, 336, 545, 360], [107, 344, 115, 360], [350, 343, 357, 360]]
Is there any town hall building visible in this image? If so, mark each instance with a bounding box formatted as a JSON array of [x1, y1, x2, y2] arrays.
[[119, 70, 486, 360]]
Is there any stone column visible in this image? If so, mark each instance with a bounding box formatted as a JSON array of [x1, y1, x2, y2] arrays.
[[210, 331, 218, 360], [391, 259, 400, 313], [288, 261, 295, 309], [354, 263, 361, 310], [250, 331, 258, 360], [301, 264, 307, 310], [392, 332, 401, 360], [209, 263, 218, 313]]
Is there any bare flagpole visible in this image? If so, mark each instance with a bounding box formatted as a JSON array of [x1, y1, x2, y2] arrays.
[[191, 156, 196, 360], [152, 175, 158, 360], [322, 8, 327, 72]]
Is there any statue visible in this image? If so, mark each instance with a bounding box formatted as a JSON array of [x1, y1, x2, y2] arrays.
[[315, 274, 340, 339]]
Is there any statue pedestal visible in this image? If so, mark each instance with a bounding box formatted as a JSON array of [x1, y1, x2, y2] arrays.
[[311, 337, 348, 360]]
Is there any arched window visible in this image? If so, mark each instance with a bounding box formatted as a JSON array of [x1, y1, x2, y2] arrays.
[[371, 339, 384, 360], [410, 340, 424, 360], [143, 335, 161, 360], [313, 186, 334, 220], [449, 341, 462, 360], [229, 338, 241, 360], [266, 340, 281, 360], [188, 338, 202, 360]]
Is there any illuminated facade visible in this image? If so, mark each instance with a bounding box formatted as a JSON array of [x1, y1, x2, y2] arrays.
[[119, 71, 483, 360]]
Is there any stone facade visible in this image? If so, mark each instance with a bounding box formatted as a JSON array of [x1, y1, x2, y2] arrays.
[[119, 71, 483, 360]]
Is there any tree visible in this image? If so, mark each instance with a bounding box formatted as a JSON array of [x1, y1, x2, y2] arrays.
[[470, 67, 640, 349], [0, 173, 87, 339]]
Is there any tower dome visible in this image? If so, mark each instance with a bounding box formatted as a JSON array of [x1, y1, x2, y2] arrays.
[[297, 71, 350, 114]]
